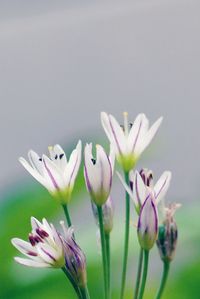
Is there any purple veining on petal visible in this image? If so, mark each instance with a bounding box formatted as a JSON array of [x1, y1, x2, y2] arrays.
[[108, 116, 123, 155], [69, 153, 79, 186], [84, 165, 92, 192], [135, 173, 142, 207], [151, 198, 158, 234], [132, 119, 142, 153], [40, 247, 56, 262], [43, 159, 60, 190], [155, 177, 168, 199], [107, 155, 113, 189]]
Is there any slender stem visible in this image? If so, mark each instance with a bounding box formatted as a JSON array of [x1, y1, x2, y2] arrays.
[[80, 286, 91, 299], [97, 205, 108, 299], [155, 261, 170, 299], [134, 248, 144, 299], [105, 232, 111, 298], [61, 267, 82, 299], [120, 171, 130, 299], [138, 250, 149, 299], [62, 204, 72, 227]]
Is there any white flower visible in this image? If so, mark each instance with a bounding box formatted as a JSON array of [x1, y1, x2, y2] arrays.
[[19, 141, 82, 204], [137, 194, 158, 250], [84, 143, 113, 206], [11, 217, 65, 268], [117, 168, 171, 213], [101, 112, 163, 171]]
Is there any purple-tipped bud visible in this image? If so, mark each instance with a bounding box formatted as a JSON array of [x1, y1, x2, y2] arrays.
[[91, 196, 114, 234], [61, 226, 87, 287], [137, 195, 158, 250], [84, 143, 112, 206], [156, 203, 180, 262]]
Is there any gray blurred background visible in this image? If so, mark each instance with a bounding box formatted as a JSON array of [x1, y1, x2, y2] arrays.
[[0, 0, 199, 202]]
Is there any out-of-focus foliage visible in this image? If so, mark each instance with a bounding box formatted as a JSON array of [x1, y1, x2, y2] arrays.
[[0, 170, 199, 298]]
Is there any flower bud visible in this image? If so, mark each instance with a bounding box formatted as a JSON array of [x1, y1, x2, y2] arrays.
[[156, 203, 180, 262], [91, 196, 114, 234], [137, 194, 158, 250], [84, 143, 112, 206], [60, 223, 87, 288]]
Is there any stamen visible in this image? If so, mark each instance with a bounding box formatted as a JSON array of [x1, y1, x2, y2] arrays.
[[36, 228, 49, 238], [39, 158, 42, 162], [59, 154, 64, 160], [91, 158, 96, 165], [55, 154, 58, 160], [29, 234, 36, 246]]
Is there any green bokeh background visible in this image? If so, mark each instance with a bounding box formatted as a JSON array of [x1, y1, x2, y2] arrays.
[[1, 147, 199, 299]]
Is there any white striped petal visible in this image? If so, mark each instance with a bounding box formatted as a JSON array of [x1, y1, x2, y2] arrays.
[[42, 155, 66, 191], [19, 157, 47, 188], [14, 257, 49, 268], [28, 150, 44, 175], [154, 171, 172, 204], [133, 171, 148, 207], [11, 238, 37, 257], [128, 114, 149, 154], [96, 145, 112, 194], [138, 117, 163, 155], [64, 140, 82, 187]]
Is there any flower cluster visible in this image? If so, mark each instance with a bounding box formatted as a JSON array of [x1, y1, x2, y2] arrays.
[[12, 111, 180, 299]]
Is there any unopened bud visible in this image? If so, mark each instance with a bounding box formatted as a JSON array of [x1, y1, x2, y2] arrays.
[[156, 203, 180, 262], [91, 196, 114, 234]]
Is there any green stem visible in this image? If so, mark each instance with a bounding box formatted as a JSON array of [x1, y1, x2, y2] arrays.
[[155, 261, 170, 299], [80, 286, 91, 299], [105, 232, 111, 298], [138, 250, 149, 299], [97, 205, 108, 299], [62, 204, 72, 227], [134, 248, 144, 299], [61, 267, 82, 299], [120, 171, 130, 299]]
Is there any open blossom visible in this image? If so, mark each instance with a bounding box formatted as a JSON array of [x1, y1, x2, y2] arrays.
[[11, 218, 87, 286], [11, 217, 65, 268], [84, 143, 113, 206], [157, 203, 181, 262], [137, 194, 158, 250], [19, 141, 82, 204], [118, 168, 171, 213], [101, 112, 163, 171]]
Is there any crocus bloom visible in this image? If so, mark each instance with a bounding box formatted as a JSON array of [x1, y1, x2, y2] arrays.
[[11, 217, 65, 268], [91, 196, 114, 234], [137, 194, 158, 250], [157, 203, 181, 262], [84, 143, 113, 206], [117, 168, 171, 213], [101, 112, 163, 171], [60, 222, 87, 287], [19, 141, 82, 204]]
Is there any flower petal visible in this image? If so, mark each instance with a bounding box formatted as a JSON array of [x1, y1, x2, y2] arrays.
[[128, 114, 149, 154], [154, 171, 172, 204], [138, 117, 163, 155], [101, 112, 126, 156], [133, 171, 149, 208], [14, 257, 49, 268], [19, 157, 47, 187]]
